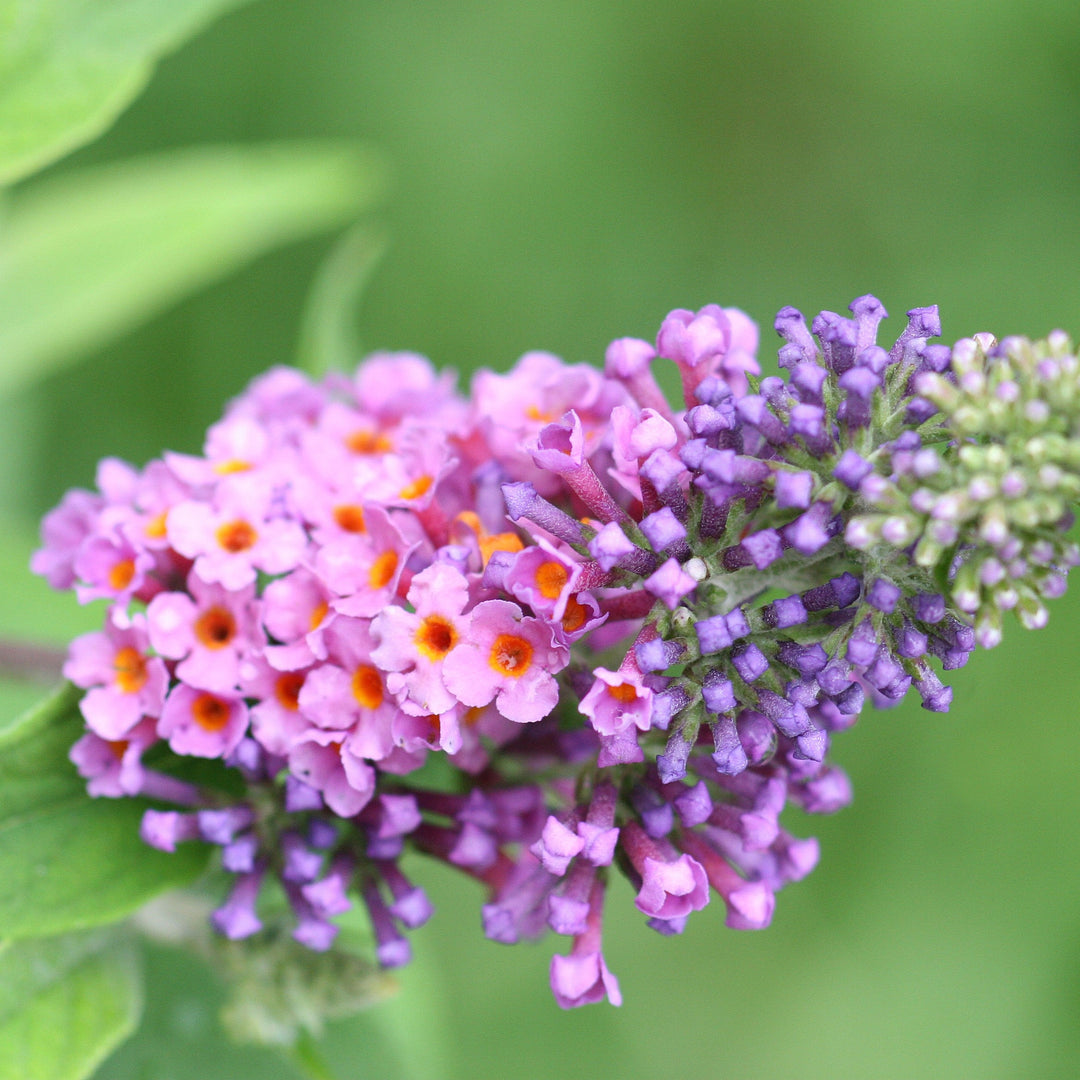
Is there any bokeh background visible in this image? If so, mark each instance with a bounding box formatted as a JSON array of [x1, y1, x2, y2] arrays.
[[4, 1, 1080, 1076]]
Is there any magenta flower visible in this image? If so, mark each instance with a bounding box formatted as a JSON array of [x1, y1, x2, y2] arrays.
[[157, 684, 248, 759], [579, 667, 654, 737], [167, 474, 308, 590], [63, 610, 168, 740], [442, 600, 568, 723], [622, 821, 710, 920], [370, 562, 470, 717], [147, 573, 262, 693]]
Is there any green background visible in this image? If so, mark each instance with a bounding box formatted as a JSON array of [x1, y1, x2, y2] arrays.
[[4, 1, 1080, 1076]]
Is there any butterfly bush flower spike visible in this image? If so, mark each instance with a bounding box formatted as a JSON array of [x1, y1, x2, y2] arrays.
[[35, 296, 1080, 1007]]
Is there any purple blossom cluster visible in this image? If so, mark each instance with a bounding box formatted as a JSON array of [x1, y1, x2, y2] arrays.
[[34, 297, 1075, 1008]]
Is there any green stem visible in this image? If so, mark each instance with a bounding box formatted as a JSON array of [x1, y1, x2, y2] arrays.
[[288, 1030, 342, 1080]]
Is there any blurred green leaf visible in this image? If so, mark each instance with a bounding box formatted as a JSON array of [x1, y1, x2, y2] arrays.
[[0, 939, 141, 1080], [0, 140, 387, 397], [0, 0, 255, 185], [0, 683, 209, 938], [296, 223, 388, 376]]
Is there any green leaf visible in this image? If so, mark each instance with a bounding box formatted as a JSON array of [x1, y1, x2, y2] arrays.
[[0, 140, 388, 397], [0, 684, 210, 938], [0, 0, 255, 185], [296, 223, 389, 376], [0, 940, 142, 1080]]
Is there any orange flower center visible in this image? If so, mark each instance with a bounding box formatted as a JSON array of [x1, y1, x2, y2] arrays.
[[145, 511, 169, 540], [561, 594, 589, 634], [489, 633, 533, 678], [192, 693, 231, 732], [414, 615, 458, 661], [274, 672, 305, 711], [213, 459, 252, 475], [108, 558, 136, 592], [351, 665, 384, 709], [399, 474, 433, 501], [535, 560, 569, 600], [607, 681, 639, 703], [113, 646, 148, 694], [368, 550, 398, 589], [106, 739, 130, 761], [310, 600, 329, 632], [216, 519, 257, 553], [346, 429, 392, 455], [332, 504, 367, 533], [194, 606, 236, 649]]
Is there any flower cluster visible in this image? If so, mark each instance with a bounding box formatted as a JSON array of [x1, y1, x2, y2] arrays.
[[34, 297, 1078, 1008]]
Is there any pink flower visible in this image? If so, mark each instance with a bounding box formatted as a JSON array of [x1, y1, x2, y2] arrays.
[[289, 729, 376, 817], [158, 684, 248, 759], [442, 600, 568, 724], [579, 667, 653, 736], [63, 610, 168, 740], [371, 563, 470, 717], [147, 573, 262, 692], [69, 717, 158, 797], [549, 878, 621, 1009], [167, 474, 308, 590]]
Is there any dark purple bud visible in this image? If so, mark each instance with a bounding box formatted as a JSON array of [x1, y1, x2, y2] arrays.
[[757, 689, 811, 737], [788, 402, 825, 440], [308, 819, 338, 850], [777, 640, 828, 676], [731, 642, 769, 683], [736, 709, 776, 765], [817, 660, 853, 696], [282, 832, 325, 883], [760, 376, 787, 404], [833, 572, 862, 608], [741, 529, 784, 570], [856, 345, 890, 373], [839, 366, 881, 400], [791, 363, 829, 404], [703, 671, 737, 713], [905, 397, 939, 423], [766, 594, 808, 629], [212, 870, 265, 940], [657, 726, 693, 783], [846, 620, 880, 666], [794, 726, 828, 762], [833, 449, 873, 490], [890, 305, 942, 363], [651, 685, 691, 729], [711, 713, 748, 775], [813, 311, 857, 373], [631, 786, 674, 839], [866, 577, 902, 614], [785, 678, 819, 708], [915, 667, 954, 712], [798, 767, 854, 814], [913, 592, 946, 623], [635, 636, 685, 673], [775, 470, 813, 509], [695, 614, 732, 653], [849, 294, 888, 350], [783, 503, 833, 555], [894, 621, 928, 658], [641, 449, 687, 499], [680, 438, 708, 471], [920, 344, 952, 372], [725, 608, 751, 641], [686, 404, 732, 438], [735, 395, 786, 444], [774, 306, 817, 364], [674, 782, 714, 827], [640, 507, 688, 551], [198, 807, 255, 845], [648, 915, 688, 936], [694, 374, 735, 406], [832, 681, 865, 714], [864, 652, 905, 691]]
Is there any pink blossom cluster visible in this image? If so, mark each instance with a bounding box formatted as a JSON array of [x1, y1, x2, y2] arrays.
[[36, 303, 854, 1008]]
